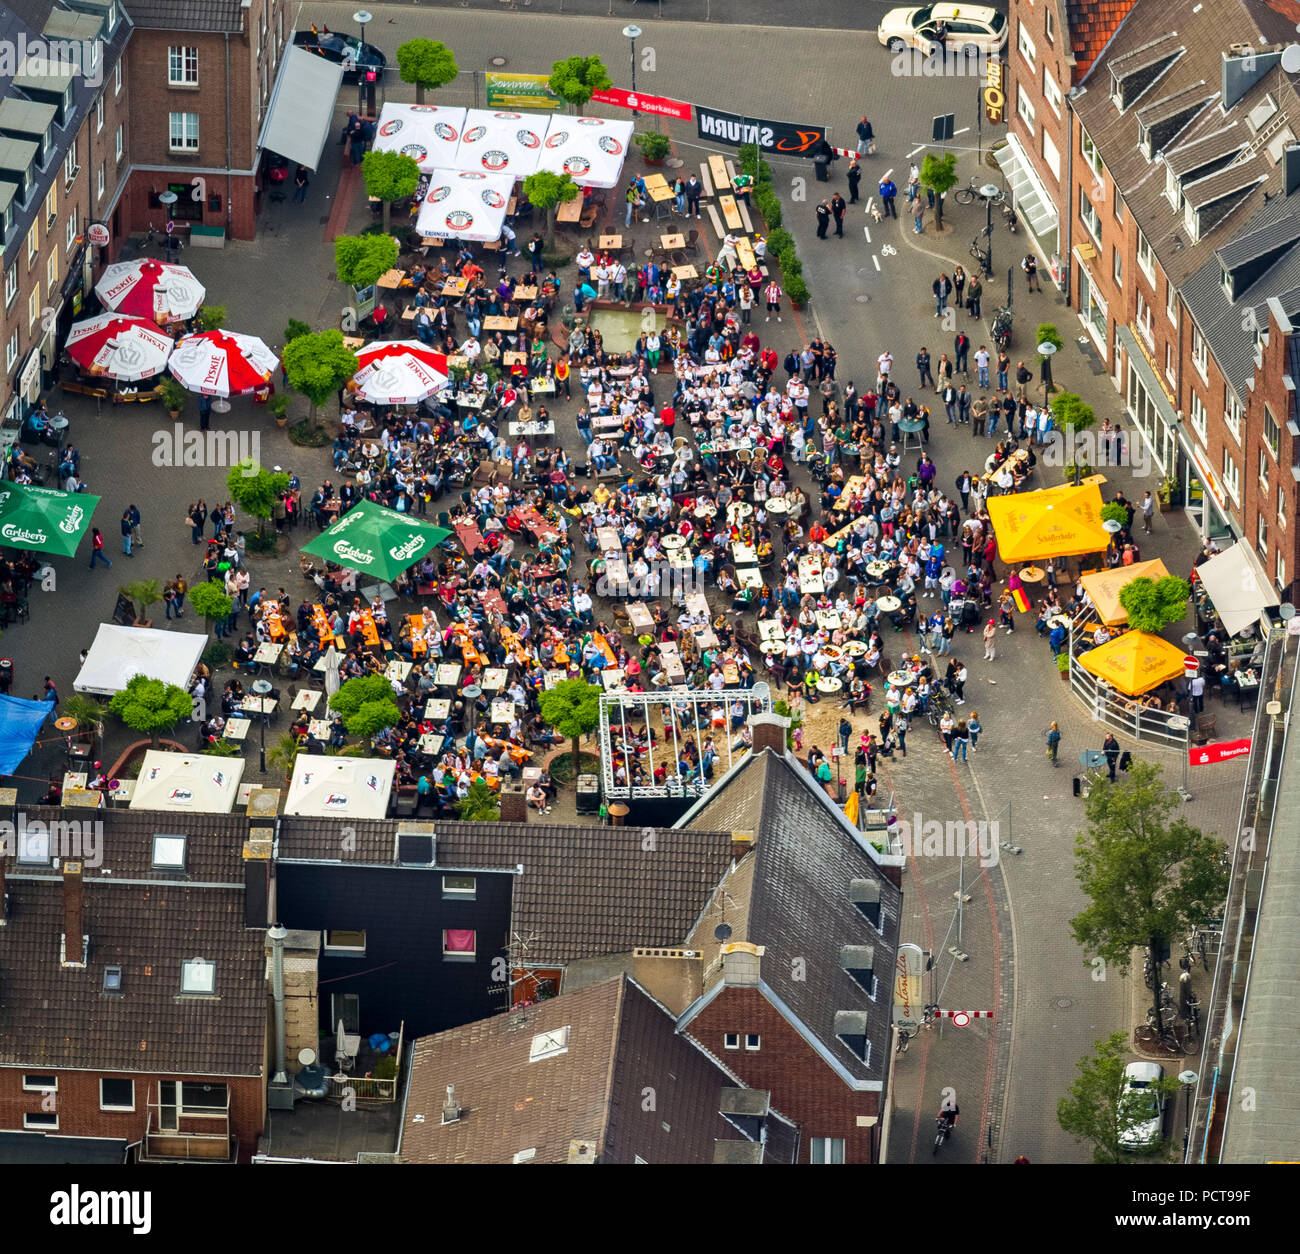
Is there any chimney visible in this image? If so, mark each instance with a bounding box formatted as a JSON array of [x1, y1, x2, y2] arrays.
[[731, 830, 755, 861], [498, 785, 528, 824], [61, 860, 85, 967], [441, 1084, 462, 1125], [243, 828, 274, 928], [1285, 144, 1300, 198], [749, 711, 790, 755]]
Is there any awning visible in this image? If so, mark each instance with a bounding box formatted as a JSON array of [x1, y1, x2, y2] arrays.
[[1196, 541, 1280, 636], [995, 134, 1059, 245], [258, 45, 344, 172], [1116, 323, 1178, 422]]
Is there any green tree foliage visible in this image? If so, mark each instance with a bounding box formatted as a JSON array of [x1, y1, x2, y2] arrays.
[[108, 675, 193, 748], [334, 233, 399, 290], [1118, 576, 1190, 634], [457, 777, 501, 821], [548, 55, 611, 114], [522, 170, 580, 250], [119, 579, 162, 621], [1057, 1032, 1181, 1163], [395, 38, 459, 103], [537, 678, 601, 771], [919, 152, 958, 226], [186, 580, 233, 637], [284, 319, 311, 345], [361, 150, 421, 235], [226, 462, 290, 535], [1050, 390, 1096, 434], [196, 304, 227, 332], [1037, 322, 1064, 354], [282, 330, 359, 430], [330, 673, 401, 739]]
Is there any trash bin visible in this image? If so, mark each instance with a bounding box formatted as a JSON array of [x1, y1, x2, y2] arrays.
[[813, 154, 831, 183]]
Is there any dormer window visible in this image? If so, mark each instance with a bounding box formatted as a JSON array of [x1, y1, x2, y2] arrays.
[[103, 965, 123, 994], [1221, 266, 1233, 300], [181, 957, 215, 995], [841, 946, 878, 999]]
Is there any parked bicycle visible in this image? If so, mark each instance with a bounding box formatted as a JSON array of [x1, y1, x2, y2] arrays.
[[952, 177, 1005, 206]]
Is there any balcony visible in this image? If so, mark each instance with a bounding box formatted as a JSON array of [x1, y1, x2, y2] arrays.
[[140, 1093, 234, 1162]]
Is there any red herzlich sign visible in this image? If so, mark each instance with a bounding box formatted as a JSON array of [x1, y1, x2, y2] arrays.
[[591, 87, 692, 121], [1189, 737, 1252, 766]]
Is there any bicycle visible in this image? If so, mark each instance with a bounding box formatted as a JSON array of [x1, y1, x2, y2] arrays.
[[952, 177, 1005, 206], [969, 240, 990, 271]]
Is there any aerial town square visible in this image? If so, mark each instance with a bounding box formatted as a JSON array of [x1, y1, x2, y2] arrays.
[[0, 0, 1292, 1227]]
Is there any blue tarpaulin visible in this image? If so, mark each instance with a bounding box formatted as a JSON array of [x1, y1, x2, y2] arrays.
[[0, 693, 54, 775]]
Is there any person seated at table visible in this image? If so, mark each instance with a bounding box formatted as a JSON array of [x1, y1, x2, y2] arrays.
[[233, 633, 258, 668]]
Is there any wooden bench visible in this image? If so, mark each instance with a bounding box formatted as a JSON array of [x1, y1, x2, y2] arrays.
[[708, 154, 729, 195], [705, 202, 727, 241], [61, 380, 109, 401]]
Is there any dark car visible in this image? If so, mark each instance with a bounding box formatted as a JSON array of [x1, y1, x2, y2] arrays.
[[293, 26, 386, 83]]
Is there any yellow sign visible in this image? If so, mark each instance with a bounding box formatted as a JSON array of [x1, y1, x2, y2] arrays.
[[484, 73, 563, 111], [983, 57, 1005, 123]]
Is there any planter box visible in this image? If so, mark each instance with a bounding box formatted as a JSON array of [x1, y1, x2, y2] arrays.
[[188, 224, 226, 249]]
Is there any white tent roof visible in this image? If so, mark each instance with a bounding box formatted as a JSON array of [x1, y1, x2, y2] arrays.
[[1196, 541, 1280, 636], [129, 750, 246, 814], [372, 102, 467, 173], [74, 624, 206, 696], [286, 754, 395, 820], [538, 115, 634, 188], [415, 169, 513, 243], [454, 109, 545, 177]]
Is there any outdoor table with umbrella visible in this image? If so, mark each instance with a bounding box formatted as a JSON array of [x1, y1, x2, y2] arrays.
[[94, 258, 206, 324], [351, 341, 449, 406], [64, 314, 174, 382], [300, 499, 451, 586], [167, 330, 279, 397], [0, 482, 100, 557], [1076, 631, 1189, 696]]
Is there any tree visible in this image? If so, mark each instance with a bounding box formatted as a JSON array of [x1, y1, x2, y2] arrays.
[[1057, 1032, 1181, 1163], [120, 578, 163, 623], [362, 150, 421, 236], [227, 461, 290, 536], [202, 738, 243, 757], [334, 233, 399, 290], [329, 673, 401, 739], [919, 152, 958, 227], [196, 304, 227, 332], [284, 318, 311, 346], [1118, 575, 1190, 634], [187, 580, 233, 639], [267, 731, 304, 779], [537, 677, 601, 773], [458, 777, 501, 821], [395, 38, 458, 103], [548, 55, 611, 115], [1050, 390, 1096, 434], [282, 330, 359, 431], [1070, 761, 1229, 1035], [1037, 322, 1064, 355], [109, 675, 193, 749], [522, 170, 580, 250]]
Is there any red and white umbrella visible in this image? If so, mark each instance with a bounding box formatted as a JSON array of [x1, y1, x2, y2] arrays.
[[352, 340, 449, 405], [94, 258, 206, 323], [64, 313, 175, 381], [167, 330, 279, 397]]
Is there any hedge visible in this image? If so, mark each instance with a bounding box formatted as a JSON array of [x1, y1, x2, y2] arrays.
[[765, 228, 794, 256]]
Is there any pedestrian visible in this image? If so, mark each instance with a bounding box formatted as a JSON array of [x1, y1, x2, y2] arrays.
[[1015, 360, 1032, 401], [838, 714, 853, 754], [856, 116, 875, 157], [1046, 721, 1061, 764], [954, 330, 970, 375], [954, 662, 967, 703], [967, 272, 982, 318], [879, 175, 898, 217], [292, 165, 309, 202], [128, 503, 142, 549], [88, 526, 111, 569], [975, 344, 990, 389], [764, 279, 783, 323], [911, 195, 925, 233], [896, 711, 908, 757], [996, 350, 1010, 392], [1190, 672, 1206, 713], [983, 617, 997, 660], [939, 710, 955, 755], [1022, 252, 1040, 292], [830, 193, 846, 237], [1103, 731, 1121, 781], [953, 265, 966, 311], [953, 719, 969, 761], [685, 174, 703, 219], [1141, 490, 1154, 534], [916, 346, 935, 390], [967, 711, 982, 751], [120, 508, 133, 557], [847, 159, 862, 203], [816, 200, 831, 239], [932, 272, 951, 315]]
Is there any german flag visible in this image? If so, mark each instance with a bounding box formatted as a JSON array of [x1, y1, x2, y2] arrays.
[[1012, 586, 1031, 614]]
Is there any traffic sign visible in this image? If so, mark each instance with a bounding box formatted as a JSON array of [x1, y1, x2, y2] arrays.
[[952, 1011, 971, 1027], [1183, 655, 1199, 672], [932, 113, 955, 143]]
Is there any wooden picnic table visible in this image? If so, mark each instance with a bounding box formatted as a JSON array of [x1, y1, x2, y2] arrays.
[[643, 173, 670, 192], [735, 237, 757, 271], [377, 268, 406, 290], [707, 154, 729, 192], [672, 265, 698, 280], [512, 285, 539, 301], [557, 196, 583, 223], [646, 182, 674, 203], [598, 235, 623, 250], [660, 233, 685, 249], [483, 315, 518, 332], [502, 351, 528, 367], [719, 196, 744, 231], [441, 278, 469, 297]]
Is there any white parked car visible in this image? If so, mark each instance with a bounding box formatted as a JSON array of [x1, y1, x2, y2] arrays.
[[876, 4, 1009, 56], [1119, 1061, 1167, 1150]]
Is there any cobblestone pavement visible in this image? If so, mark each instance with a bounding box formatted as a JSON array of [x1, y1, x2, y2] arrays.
[[10, 4, 1245, 1165]]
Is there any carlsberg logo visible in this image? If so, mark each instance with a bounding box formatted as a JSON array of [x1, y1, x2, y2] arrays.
[[1, 523, 47, 545], [334, 541, 375, 566], [389, 536, 424, 562], [59, 505, 84, 534]]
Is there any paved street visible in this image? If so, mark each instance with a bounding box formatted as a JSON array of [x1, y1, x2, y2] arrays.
[[9, 2, 1247, 1165]]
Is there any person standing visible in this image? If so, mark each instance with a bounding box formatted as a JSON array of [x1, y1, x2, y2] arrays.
[[764, 279, 783, 323], [1022, 252, 1040, 292], [292, 165, 309, 203], [911, 194, 925, 234], [974, 344, 990, 389], [1103, 731, 1121, 781], [856, 116, 875, 156], [88, 526, 111, 569], [128, 503, 142, 549], [685, 175, 703, 219], [120, 508, 134, 557], [1190, 672, 1206, 714], [953, 265, 966, 312], [916, 347, 934, 390], [967, 711, 982, 751], [816, 200, 831, 239], [847, 159, 862, 204], [1046, 721, 1061, 764], [879, 174, 898, 218], [830, 193, 847, 237], [953, 719, 969, 761], [933, 272, 951, 316], [954, 330, 970, 376], [1141, 490, 1155, 534], [967, 272, 983, 318]]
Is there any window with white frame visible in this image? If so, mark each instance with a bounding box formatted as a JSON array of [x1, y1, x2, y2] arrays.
[[1189, 392, 1207, 442], [1113, 247, 1123, 286], [723, 1032, 740, 1049], [1137, 228, 1155, 283], [181, 957, 216, 995], [4, 265, 16, 309], [1277, 549, 1286, 589], [745, 1033, 761, 1051], [1043, 66, 1062, 117], [169, 113, 199, 153], [1165, 342, 1176, 388], [95, 95, 103, 133], [1114, 193, 1124, 224], [1257, 509, 1268, 556], [27, 288, 38, 330], [45, 252, 56, 294], [64, 141, 77, 186], [1165, 277, 1177, 326], [1044, 4, 1055, 41], [1041, 131, 1061, 179], [1017, 84, 1036, 133], [115, 60, 122, 95], [1136, 291, 1154, 347], [26, 224, 37, 265], [100, 1078, 134, 1111], [22, 1074, 56, 1092], [1279, 485, 1287, 529], [1224, 387, 1242, 444], [65, 214, 75, 254], [115, 124, 123, 161], [97, 161, 104, 200], [5, 329, 17, 372], [811, 1138, 846, 1164], [1191, 326, 1208, 380], [1081, 128, 1104, 180], [323, 929, 367, 953], [1259, 448, 1270, 494], [44, 185, 56, 228], [1222, 448, 1240, 503], [1018, 21, 1037, 69], [24, 1112, 58, 1130], [1079, 187, 1102, 243], [168, 46, 198, 86], [1263, 406, 1280, 458]]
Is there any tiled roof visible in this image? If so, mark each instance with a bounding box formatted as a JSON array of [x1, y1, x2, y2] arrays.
[[402, 976, 795, 1163], [124, 0, 244, 32], [1066, 0, 1137, 79]]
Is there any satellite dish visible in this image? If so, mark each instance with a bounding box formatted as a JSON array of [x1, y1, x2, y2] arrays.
[[298, 1047, 317, 1066], [714, 923, 733, 942], [1281, 43, 1300, 74], [1280, 602, 1295, 620]]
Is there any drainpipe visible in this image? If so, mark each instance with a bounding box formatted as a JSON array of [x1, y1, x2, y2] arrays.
[[269, 922, 288, 1085], [1063, 93, 1075, 309], [225, 32, 233, 234]]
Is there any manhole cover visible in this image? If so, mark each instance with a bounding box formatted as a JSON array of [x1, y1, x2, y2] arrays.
[[856, 294, 871, 303], [489, 56, 508, 67], [1050, 996, 1075, 1010], [665, 158, 684, 168]]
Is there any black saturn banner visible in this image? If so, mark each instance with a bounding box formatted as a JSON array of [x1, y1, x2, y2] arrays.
[[694, 105, 828, 156]]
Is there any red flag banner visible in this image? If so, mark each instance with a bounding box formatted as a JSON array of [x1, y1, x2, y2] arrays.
[[591, 88, 692, 121], [1189, 738, 1252, 766]]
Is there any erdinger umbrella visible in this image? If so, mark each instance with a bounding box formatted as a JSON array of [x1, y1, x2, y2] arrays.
[[414, 168, 514, 242], [0, 481, 100, 557], [300, 499, 451, 583], [352, 340, 449, 405], [64, 314, 174, 381], [168, 330, 279, 397], [372, 102, 467, 173], [455, 109, 545, 177], [538, 115, 634, 188], [986, 482, 1107, 563], [1077, 631, 1189, 696], [94, 258, 206, 322]]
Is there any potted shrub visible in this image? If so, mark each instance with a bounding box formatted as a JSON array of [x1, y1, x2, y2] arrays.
[[787, 275, 810, 309], [268, 393, 290, 428], [158, 377, 189, 419], [1100, 501, 1129, 530], [121, 578, 163, 628], [1157, 476, 1177, 512], [1057, 652, 1071, 681], [634, 130, 671, 165]]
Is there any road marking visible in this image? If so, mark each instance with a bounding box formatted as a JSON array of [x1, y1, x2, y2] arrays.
[[881, 243, 897, 257], [864, 197, 875, 216], [881, 169, 894, 181], [907, 143, 926, 158], [864, 226, 871, 243], [872, 254, 881, 271], [954, 126, 970, 136]]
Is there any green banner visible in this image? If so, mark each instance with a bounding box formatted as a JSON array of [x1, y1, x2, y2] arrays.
[[485, 73, 563, 111]]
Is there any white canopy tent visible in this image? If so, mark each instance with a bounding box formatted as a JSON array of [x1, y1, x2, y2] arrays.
[[285, 754, 396, 819], [415, 169, 514, 243], [74, 625, 206, 696], [454, 109, 546, 178], [129, 751, 246, 814], [538, 115, 634, 188], [372, 102, 467, 173], [1196, 541, 1281, 636]]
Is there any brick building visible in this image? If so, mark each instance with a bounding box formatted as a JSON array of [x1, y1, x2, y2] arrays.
[[1005, 0, 1300, 601], [0, 0, 132, 437]]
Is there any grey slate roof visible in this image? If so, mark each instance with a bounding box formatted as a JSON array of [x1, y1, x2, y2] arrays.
[[123, 0, 244, 32]]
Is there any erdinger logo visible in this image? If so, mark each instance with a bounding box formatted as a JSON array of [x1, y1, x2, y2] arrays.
[[458, 172, 487, 180], [577, 117, 604, 126], [517, 129, 540, 148], [379, 119, 403, 137], [446, 210, 475, 231], [545, 130, 569, 148], [426, 185, 451, 203], [434, 122, 458, 141], [401, 144, 428, 162], [598, 136, 624, 155], [463, 125, 487, 142], [411, 104, 439, 112], [482, 189, 506, 209], [563, 156, 591, 176], [493, 112, 522, 119], [481, 149, 510, 171]]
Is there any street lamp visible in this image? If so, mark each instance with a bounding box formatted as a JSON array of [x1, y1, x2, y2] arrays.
[[623, 25, 642, 119], [252, 678, 273, 776], [979, 183, 999, 279], [1178, 1069, 1198, 1154], [1037, 339, 1058, 409], [157, 189, 177, 261], [353, 10, 373, 113]]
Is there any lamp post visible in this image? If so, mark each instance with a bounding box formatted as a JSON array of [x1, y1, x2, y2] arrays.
[[1037, 339, 1058, 410], [353, 10, 373, 113], [979, 183, 999, 278], [623, 25, 642, 119], [462, 683, 482, 740], [1179, 1069, 1198, 1154], [157, 189, 177, 261], [251, 678, 273, 776]]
